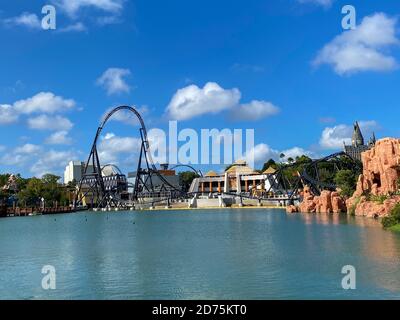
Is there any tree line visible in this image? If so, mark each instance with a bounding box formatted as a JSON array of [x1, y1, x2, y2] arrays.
[[0, 155, 360, 208], [0, 174, 74, 208]]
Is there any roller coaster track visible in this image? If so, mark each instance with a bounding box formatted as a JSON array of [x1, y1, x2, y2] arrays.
[[101, 106, 181, 194], [75, 106, 362, 209], [132, 149, 361, 206], [170, 164, 203, 177], [75, 106, 182, 209], [292, 152, 361, 198]]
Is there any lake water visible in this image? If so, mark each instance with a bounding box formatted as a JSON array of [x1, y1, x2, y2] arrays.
[[0, 208, 399, 300]]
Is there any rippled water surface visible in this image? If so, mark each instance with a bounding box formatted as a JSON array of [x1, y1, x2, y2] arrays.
[[0, 209, 400, 299]]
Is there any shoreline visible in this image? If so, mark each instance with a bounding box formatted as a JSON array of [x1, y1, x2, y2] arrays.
[[140, 205, 286, 211], [0, 205, 287, 219], [3, 205, 398, 233]]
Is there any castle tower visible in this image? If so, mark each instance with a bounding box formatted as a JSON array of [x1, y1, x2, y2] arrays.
[[344, 121, 373, 161], [352, 121, 364, 147], [369, 132, 376, 147]]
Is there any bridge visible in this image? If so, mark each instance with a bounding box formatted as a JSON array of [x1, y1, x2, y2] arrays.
[[74, 106, 362, 209]]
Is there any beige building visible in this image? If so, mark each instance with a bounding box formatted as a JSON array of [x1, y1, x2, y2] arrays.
[[64, 161, 94, 185], [189, 160, 279, 197]]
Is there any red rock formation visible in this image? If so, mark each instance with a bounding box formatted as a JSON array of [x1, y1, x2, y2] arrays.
[[346, 195, 400, 218], [294, 186, 346, 214], [355, 138, 400, 196], [316, 191, 332, 214], [331, 191, 347, 214], [286, 205, 298, 213], [298, 186, 316, 213], [348, 138, 400, 217], [288, 138, 400, 216]]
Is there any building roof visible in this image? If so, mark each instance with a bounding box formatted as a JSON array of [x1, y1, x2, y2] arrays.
[[205, 170, 218, 177], [233, 159, 247, 166], [263, 166, 277, 174], [225, 161, 256, 175]]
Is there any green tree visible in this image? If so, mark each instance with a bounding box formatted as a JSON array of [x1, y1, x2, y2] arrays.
[[41, 174, 64, 207], [277, 155, 313, 186], [382, 203, 400, 229], [15, 174, 28, 192], [295, 155, 313, 165], [178, 171, 200, 192], [17, 178, 45, 206], [334, 169, 357, 197], [0, 174, 10, 188], [0, 189, 7, 201], [261, 159, 277, 172]]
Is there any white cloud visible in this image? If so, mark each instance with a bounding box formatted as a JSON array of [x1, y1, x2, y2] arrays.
[[1, 141, 79, 177], [57, 22, 87, 33], [319, 124, 352, 149], [53, 0, 124, 17], [27, 115, 74, 131], [45, 131, 73, 145], [245, 143, 277, 164], [1, 144, 42, 167], [314, 13, 399, 75], [14, 92, 76, 114], [14, 144, 42, 154], [230, 100, 280, 121], [244, 143, 316, 167], [0, 104, 19, 124], [166, 82, 241, 120], [1, 153, 29, 166], [166, 82, 280, 121], [30, 150, 78, 177], [0, 93, 76, 134], [4, 12, 41, 29], [97, 68, 131, 95], [297, 0, 333, 8], [98, 133, 141, 163], [96, 15, 122, 25], [281, 147, 316, 160], [319, 120, 378, 149], [104, 105, 149, 126]]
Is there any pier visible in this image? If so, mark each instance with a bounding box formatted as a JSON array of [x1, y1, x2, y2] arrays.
[[3, 206, 74, 217]]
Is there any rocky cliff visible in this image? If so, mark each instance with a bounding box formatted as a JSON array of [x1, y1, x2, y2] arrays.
[[286, 186, 346, 214], [289, 138, 400, 217], [346, 138, 400, 217]]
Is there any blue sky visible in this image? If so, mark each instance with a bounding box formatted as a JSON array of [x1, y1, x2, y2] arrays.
[[1, 0, 400, 178]]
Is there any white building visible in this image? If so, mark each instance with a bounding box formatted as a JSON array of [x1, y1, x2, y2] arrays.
[[189, 160, 280, 196], [64, 161, 94, 185]]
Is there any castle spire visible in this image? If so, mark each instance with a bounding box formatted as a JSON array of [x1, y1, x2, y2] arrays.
[[352, 121, 364, 147], [369, 132, 376, 147]]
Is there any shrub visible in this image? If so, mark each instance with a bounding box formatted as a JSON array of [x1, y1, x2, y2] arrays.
[[348, 197, 361, 216], [382, 203, 400, 229], [370, 194, 389, 204], [334, 170, 357, 198]]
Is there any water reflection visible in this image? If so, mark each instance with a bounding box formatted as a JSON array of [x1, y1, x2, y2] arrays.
[[292, 211, 400, 295], [0, 209, 400, 299]]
